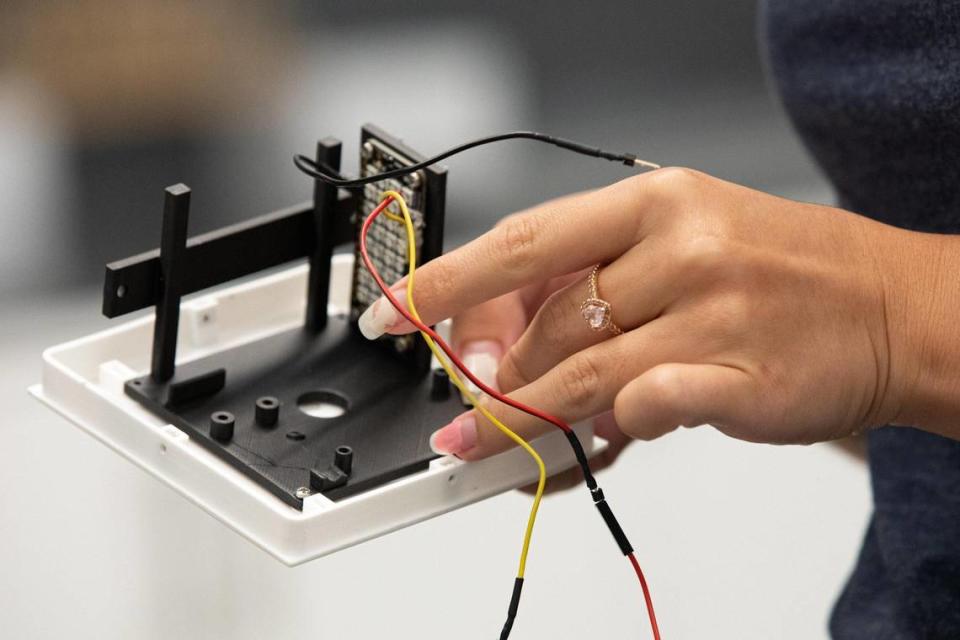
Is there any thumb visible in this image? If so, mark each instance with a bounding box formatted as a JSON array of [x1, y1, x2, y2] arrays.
[[613, 363, 755, 441]]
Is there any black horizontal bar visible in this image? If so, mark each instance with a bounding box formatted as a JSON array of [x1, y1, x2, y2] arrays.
[[102, 190, 356, 318]]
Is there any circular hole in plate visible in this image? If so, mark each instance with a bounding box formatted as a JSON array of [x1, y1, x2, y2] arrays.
[[297, 390, 349, 419], [286, 431, 306, 441]]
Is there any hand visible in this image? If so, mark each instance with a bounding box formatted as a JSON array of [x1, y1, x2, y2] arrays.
[[359, 168, 943, 461]]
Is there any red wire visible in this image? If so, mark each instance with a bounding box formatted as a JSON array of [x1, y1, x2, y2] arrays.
[[629, 552, 662, 640], [360, 196, 661, 639]]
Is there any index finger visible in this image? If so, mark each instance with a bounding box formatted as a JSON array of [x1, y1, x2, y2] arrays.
[[359, 177, 650, 339]]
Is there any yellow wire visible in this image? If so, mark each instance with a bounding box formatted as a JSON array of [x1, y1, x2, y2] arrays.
[[379, 190, 547, 578]]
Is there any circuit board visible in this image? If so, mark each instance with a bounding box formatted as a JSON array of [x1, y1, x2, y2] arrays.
[[350, 126, 447, 370]]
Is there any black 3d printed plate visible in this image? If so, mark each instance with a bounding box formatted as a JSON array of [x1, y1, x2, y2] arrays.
[[124, 315, 463, 510]]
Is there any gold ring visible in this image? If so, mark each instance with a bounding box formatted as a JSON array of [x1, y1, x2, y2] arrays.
[[580, 264, 623, 335]]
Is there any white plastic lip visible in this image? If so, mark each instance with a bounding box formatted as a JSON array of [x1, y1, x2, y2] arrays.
[[31, 255, 606, 566]]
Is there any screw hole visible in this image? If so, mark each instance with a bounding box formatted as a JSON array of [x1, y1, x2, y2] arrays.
[[286, 431, 306, 441]]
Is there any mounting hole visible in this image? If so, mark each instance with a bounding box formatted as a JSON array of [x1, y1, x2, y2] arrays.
[[297, 390, 349, 419], [286, 431, 306, 441], [258, 397, 278, 409], [336, 445, 352, 456], [116, 284, 126, 299], [132, 379, 142, 386], [211, 411, 233, 423]]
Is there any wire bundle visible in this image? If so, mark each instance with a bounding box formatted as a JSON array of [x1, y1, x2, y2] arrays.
[[360, 192, 661, 640]]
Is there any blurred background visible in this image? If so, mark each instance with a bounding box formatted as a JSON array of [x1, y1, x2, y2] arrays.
[[0, 2, 867, 639]]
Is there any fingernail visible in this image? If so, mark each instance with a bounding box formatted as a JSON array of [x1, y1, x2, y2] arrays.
[[358, 296, 398, 340], [459, 340, 503, 404], [429, 414, 478, 456]]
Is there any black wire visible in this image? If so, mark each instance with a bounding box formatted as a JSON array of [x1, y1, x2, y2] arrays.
[[293, 131, 650, 188]]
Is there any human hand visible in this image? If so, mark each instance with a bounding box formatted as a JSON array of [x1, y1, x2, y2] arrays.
[[358, 168, 937, 460]]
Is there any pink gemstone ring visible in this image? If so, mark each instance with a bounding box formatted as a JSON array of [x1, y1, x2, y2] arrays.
[[580, 264, 623, 335]]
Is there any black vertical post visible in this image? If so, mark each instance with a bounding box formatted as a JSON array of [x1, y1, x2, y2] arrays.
[[151, 184, 190, 382], [305, 138, 342, 332]]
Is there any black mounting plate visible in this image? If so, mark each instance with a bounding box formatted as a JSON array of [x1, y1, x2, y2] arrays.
[[125, 315, 463, 510]]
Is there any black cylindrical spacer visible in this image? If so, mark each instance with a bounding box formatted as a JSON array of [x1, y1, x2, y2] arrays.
[[430, 369, 451, 401], [210, 411, 235, 442], [255, 396, 280, 427], [334, 445, 353, 475]]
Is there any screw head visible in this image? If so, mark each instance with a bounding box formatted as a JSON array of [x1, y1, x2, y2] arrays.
[[295, 486, 312, 499]]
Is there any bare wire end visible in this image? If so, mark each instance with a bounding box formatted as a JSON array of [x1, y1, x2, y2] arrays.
[[633, 158, 661, 170]]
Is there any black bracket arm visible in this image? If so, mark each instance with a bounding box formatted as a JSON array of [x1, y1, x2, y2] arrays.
[[103, 181, 356, 318]]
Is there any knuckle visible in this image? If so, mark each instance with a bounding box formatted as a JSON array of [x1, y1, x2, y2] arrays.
[[557, 353, 603, 408], [717, 290, 753, 330], [421, 259, 458, 306], [644, 365, 686, 403], [646, 166, 701, 193], [492, 214, 542, 273], [535, 292, 573, 349], [497, 347, 532, 392], [677, 235, 728, 276]]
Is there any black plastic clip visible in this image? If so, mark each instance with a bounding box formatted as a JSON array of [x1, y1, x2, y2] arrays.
[[309, 445, 354, 492]]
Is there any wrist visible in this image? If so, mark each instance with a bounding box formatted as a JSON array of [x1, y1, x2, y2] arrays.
[[877, 225, 960, 433]]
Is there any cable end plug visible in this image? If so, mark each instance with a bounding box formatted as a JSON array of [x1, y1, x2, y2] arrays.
[[621, 152, 661, 170], [592, 488, 635, 556], [499, 577, 525, 640]]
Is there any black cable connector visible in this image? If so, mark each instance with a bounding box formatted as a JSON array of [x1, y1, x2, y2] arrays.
[[592, 487, 634, 556], [564, 431, 635, 556], [499, 577, 525, 640], [294, 131, 658, 189]]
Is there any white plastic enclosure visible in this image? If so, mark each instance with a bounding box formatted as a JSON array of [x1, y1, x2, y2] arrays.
[[30, 255, 604, 566]]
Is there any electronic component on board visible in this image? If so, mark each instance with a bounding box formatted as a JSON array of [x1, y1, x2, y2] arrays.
[[350, 125, 446, 370]]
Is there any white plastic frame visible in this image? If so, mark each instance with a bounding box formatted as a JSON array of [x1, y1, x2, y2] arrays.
[[30, 255, 605, 566]]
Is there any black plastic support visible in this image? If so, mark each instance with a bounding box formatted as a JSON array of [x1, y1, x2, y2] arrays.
[[305, 138, 343, 332], [109, 127, 458, 510], [166, 368, 226, 408], [255, 396, 280, 427], [430, 369, 451, 401], [151, 184, 190, 382], [310, 443, 355, 492], [102, 193, 357, 319]]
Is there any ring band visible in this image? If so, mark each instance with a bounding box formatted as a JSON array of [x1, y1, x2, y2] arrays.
[[580, 264, 623, 335]]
